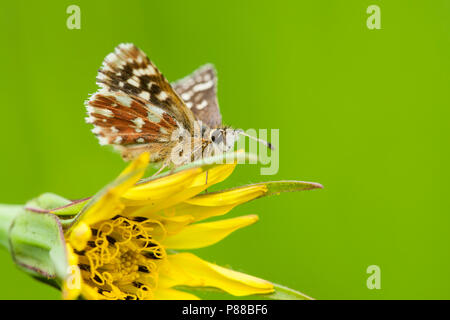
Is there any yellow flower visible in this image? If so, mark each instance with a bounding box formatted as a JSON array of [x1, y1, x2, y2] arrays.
[[56, 151, 321, 300]]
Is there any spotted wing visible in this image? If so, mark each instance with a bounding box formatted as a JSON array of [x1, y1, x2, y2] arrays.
[[96, 43, 195, 133], [86, 90, 180, 162], [171, 64, 222, 128]]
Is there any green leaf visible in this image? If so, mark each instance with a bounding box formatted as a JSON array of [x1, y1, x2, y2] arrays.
[[0, 204, 24, 250], [262, 283, 314, 300], [8, 211, 68, 281], [26, 193, 72, 211], [25, 193, 89, 217], [51, 198, 90, 217], [173, 283, 314, 300], [263, 181, 323, 195], [204, 180, 323, 199]]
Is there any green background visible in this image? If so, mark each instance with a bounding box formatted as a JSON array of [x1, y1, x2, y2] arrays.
[[0, 0, 449, 299]]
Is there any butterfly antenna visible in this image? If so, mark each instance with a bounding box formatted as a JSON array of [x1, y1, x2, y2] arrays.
[[238, 131, 275, 150]]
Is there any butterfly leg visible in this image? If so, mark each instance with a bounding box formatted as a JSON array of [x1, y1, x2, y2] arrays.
[[152, 162, 168, 177]]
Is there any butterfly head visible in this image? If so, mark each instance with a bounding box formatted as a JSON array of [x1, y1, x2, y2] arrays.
[[204, 126, 274, 156], [207, 127, 240, 153]]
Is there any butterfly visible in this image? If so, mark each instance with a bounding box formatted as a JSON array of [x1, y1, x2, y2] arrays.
[[85, 43, 271, 174]]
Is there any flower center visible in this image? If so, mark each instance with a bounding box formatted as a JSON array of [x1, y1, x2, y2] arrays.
[[73, 215, 167, 300]]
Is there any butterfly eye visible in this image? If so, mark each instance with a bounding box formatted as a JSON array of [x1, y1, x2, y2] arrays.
[[211, 130, 223, 144]]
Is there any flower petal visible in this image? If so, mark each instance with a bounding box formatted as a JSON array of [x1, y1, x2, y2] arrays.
[[121, 150, 257, 213], [184, 185, 268, 207], [171, 185, 267, 222], [168, 180, 323, 222], [118, 151, 150, 180], [135, 212, 196, 236], [121, 167, 203, 205], [159, 253, 274, 296], [68, 222, 92, 251], [122, 164, 236, 215], [62, 244, 81, 300], [67, 152, 149, 230], [162, 215, 258, 249], [81, 283, 105, 300], [153, 288, 200, 300]]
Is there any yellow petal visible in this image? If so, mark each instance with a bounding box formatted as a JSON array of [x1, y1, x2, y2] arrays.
[[188, 164, 236, 188], [164, 180, 323, 222], [185, 185, 267, 207], [118, 151, 150, 180], [136, 212, 196, 236], [153, 288, 200, 300], [162, 215, 259, 249], [159, 253, 274, 296], [123, 164, 236, 215], [68, 152, 149, 229], [172, 184, 268, 222], [81, 284, 105, 300], [62, 244, 81, 300], [121, 167, 202, 205], [68, 222, 91, 251]]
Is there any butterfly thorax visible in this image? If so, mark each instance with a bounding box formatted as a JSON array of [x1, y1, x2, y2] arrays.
[[171, 120, 240, 166]]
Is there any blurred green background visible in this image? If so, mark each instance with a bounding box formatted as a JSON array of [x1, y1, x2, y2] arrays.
[[0, 0, 449, 299]]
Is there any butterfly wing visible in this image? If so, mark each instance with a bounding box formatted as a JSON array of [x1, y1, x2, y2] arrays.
[[96, 43, 195, 133], [172, 64, 222, 128], [86, 43, 196, 162], [86, 90, 180, 162]]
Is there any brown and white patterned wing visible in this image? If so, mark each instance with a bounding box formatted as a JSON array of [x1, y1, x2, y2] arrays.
[[96, 43, 195, 133], [86, 90, 181, 162], [172, 64, 222, 128]]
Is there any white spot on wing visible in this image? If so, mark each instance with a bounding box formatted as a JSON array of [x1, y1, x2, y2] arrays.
[[91, 127, 102, 134], [116, 95, 132, 107], [157, 91, 168, 100], [105, 53, 117, 63], [97, 73, 107, 81], [98, 136, 109, 145], [182, 91, 193, 101], [147, 105, 166, 122], [87, 106, 113, 117], [196, 100, 208, 110], [132, 117, 145, 128], [127, 78, 140, 87], [147, 65, 157, 75], [139, 91, 150, 100], [85, 116, 95, 124], [193, 80, 213, 92]]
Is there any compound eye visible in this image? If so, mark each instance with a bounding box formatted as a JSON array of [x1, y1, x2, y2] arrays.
[[211, 130, 223, 144]]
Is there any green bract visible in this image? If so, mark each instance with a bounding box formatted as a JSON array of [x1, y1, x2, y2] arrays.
[[0, 204, 69, 287]]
